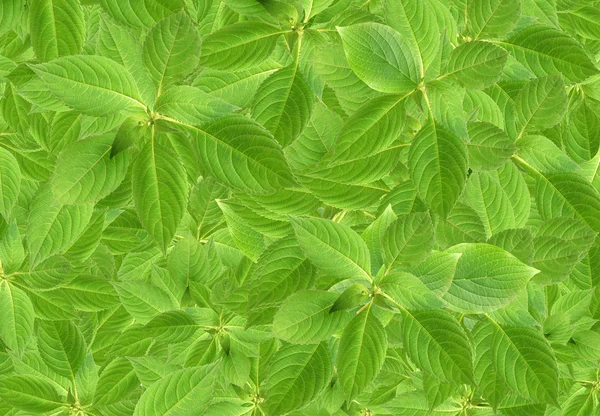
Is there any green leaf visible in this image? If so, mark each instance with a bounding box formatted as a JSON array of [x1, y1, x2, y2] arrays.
[[466, 0, 521, 39], [0, 0, 22, 34], [0, 374, 63, 413], [481, 317, 559, 405], [37, 320, 86, 378], [154, 85, 238, 126], [100, 0, 184, 29], [463, 161, 530, 238], [143, 11, 200, 94], [443, 243, 539, 313], [52, 135, 129, 205], [217, 199, 265, 262], [408, 121, 468, 219], [133, 365, 216, 415], [27, 183, 94, 267], [533, 172, 600, 232], [514, 75, 567, 138], [132, 135, 188, 252], [0, 221, 25, 274], [327, 95, 405, 162], [29, 0, 85, 62], [500, 24, 599, 82], [31, 55, 145, 116], [446, 41, 508, 89], [337, 307, 387, 400], [565, 99, 600, 163], [290, 217, 371, 282], [515, 135, 581, 173], [0, 282, 34, 356], [467, 122, 517, 171], [175, 115, 296, 193], [562, 387, 596, 416], [380, 271, 445, 310], [113, 281, 178, 324], [199, 22, 284, 71], [382, 211, 434, 270], [0, 147, 20, 220], [264, 343, 332, 414], [337, 22, 420, 94], [330, 284, 370, 312], [384, 0, 440, 78], [251, 65, 314, 147], [94, 357, 139, 405], [273, 291, 351, 344], [400, 309, 473, 384]]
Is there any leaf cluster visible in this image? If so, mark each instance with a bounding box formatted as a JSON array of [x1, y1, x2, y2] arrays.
[[1, 0, 600, 415]]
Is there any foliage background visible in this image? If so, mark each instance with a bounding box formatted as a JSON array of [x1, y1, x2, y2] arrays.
[[1, 0, 600, 415]]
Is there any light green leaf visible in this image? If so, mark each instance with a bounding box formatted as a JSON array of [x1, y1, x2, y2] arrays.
[[361, 205, 397, 274], [380, 272, 444, 310], [155, 85, 238, 126], [0, 0, 22, 33], [562, 387, 596, 416], [337, 22, 420, 94], [100, 0, 184, 29], [217, 199, 265, 262], [464, 161, 530, 238], [132, 135, 188, 252], [0, 221, 24, 274], [382, 211, 434, 270], [27, 183, 94, 267], [0, 374, 63, 413], [384, 0, 440, 78], [514, 75, 567, 138], [467, 122, 516, 171], [482, 317, 559, 405], [251, 65, 314, 147], [199, 22, 284, 71], [175, 115, 296, 193], [400, 308, 473, 384], [143, 11, 200, 94], [94, 357, 139, 406], [264, 343, 332, 414], [515, 135, 581, 174], [327, 95, 405, 162], [37, 320, 86, 378], [113, 281, 178, 324], [565, 99, 600, 163], [466, 0, 521, 39], [133, 365, 216, 415], [273, 291, 351, 344], [0, 282, 34, 357], [29, 0, 85, 62], [290, 217, 371, 282], [533, 172, 600, 232], [0, 147, 20, 220], [408, 121, 468, 219], [446, 41, 508, 89], [410, 251, 462, 296], [443, 243, 538, 313], [52, 135, 129, 205], [31, 55, 145, 116], [500, 24, 599, 82], [338, 307, 387, 401], [424, 79, 468, 139]]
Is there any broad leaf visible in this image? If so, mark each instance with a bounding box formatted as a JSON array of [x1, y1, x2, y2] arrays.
[[443, 243, 539, 313], [338, 22, 420, 94], [132, 135, 188, 252], [337, 306, 387, 400], [29, 0, 85, 62], [290, 217, 371, 282]]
